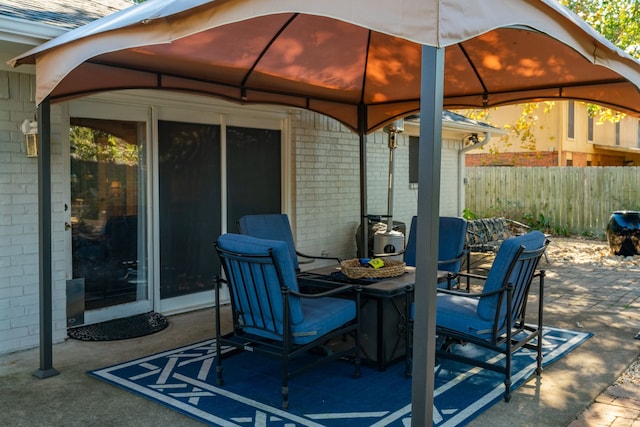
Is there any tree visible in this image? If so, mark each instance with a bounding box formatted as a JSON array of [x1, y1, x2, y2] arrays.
[[561, 0, 640, 58]]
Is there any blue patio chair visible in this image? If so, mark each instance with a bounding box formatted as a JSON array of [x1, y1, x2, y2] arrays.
[[214, 233, 361, 409], [406, 231, 549, 396], [404, 216, 468, 289], [416, 231, 549, 401], [238, 213, 341, 271]]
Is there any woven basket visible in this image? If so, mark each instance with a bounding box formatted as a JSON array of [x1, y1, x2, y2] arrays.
[[340, 259, 406, 279]]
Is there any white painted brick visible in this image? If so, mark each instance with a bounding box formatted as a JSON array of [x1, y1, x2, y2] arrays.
[[11, 312, 38, 328], [0, 336, 21, 353], [18, 335, 40, 351], [0, 72, 67, 355], [10, 272, 37, 287]]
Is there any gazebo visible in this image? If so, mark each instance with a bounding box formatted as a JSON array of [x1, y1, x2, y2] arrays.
[[11, 1, 640, 425]]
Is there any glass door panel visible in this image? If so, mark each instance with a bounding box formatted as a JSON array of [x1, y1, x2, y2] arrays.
[[226, 126, 282, 232], [158, 121, 221, 299], [70, 118, 148, 311]]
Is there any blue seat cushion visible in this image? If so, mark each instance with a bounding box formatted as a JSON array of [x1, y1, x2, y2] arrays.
[[238, 214, 300, 270], [218, 233, 356, 345], [477, 231, 546, 321], [243, 296, 356, 345], [436, 294, 495, 340]]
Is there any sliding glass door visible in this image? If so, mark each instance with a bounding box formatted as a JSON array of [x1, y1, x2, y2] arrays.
[[158, 121, 221, 299], [68, 97, 286, 318], [69, 115, 150, 322]]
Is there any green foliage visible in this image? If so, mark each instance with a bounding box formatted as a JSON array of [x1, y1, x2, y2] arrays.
[[552, 225, 571, 237], [522, 212, 550, 231], [462, 208, 477, 220], [472, 198, 554, 233], [500, 102, 555, 152], [70, 126, 138, 165], [560, 0, 640, 58], [581, 229, 595, 238], [461, 102, 556, 155]]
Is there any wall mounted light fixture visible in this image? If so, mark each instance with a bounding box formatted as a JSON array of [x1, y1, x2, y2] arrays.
[[20, 119, 38, 157]]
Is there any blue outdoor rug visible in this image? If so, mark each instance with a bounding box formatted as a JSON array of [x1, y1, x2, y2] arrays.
[[89, 326, 590, 426]]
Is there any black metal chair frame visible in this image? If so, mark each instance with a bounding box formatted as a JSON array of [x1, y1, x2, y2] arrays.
[[214, 243, 361, 409], [406, 240, 548, 402]]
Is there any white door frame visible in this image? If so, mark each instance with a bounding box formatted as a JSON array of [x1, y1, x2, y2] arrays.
[[67, 98, 153, 324]]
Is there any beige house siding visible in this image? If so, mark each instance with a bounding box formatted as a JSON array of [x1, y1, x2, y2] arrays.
[[465, 102, 640, 166]]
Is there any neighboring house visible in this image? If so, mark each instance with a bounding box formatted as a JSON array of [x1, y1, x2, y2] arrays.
[[465, 101, 640, 166], [0, 1, 498, 356]]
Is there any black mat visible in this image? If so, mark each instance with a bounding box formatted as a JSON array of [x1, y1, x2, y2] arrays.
[[68, 312, 169, 341]]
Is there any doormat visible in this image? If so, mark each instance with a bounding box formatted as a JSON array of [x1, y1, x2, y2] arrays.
[[68, 312, 169, 341], [89, 326, 591, 426]]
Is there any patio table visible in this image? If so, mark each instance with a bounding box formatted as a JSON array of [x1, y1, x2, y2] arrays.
[[298, 266, 449, 371]]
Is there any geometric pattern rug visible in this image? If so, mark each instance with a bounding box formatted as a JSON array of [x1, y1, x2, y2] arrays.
[[89, 326, 591, 426]]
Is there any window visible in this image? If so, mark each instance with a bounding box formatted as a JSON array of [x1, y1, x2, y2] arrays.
[[567, 101, 575, 139], [587, 115, 594, 142], [566, 159, 573, 166], [615, 122, 620, 146]]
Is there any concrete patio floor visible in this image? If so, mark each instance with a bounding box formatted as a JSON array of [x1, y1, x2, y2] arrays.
[[1, 237, 639, 426]]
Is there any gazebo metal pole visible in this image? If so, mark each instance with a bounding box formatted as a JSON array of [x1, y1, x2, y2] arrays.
[[411, 45, 444, 427], [33, 98, 59, 379], [358, 102, 368, 258]]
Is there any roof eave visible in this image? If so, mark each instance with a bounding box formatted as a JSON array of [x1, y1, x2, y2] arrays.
[[592, 143, 640, 155], [0, 15, 66, 46]]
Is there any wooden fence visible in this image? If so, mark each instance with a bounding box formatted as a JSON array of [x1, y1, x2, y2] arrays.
[[465, 166, 640, 238]]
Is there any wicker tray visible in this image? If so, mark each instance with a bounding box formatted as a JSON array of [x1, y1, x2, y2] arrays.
[[340, 258, 406, 279]]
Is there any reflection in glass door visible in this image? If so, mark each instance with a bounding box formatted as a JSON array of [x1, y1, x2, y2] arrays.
[[70, 118, 148, 311]]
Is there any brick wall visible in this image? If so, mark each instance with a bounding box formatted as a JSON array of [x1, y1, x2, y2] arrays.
[[466, 151, 558, 166], [290, 109, 463, 263], [467, 150, 629, 167], [0, 71, 66, 354], [290, 110, 362, 261]]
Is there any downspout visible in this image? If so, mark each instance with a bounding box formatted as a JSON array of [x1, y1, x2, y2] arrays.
[[458, 132, 491, 215]]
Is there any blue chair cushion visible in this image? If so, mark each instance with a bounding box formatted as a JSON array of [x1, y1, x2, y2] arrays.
[[217, 233, 356, 345], [404, 216, 417, 267], [477, 231, 546, 321], [436, 294, 495, 340], [438, 217, 467, 273], [405, 216, 467, 288], [249, 297, 356, 345], [238, 214, 300, 270], [217, 233, 303, 323]]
